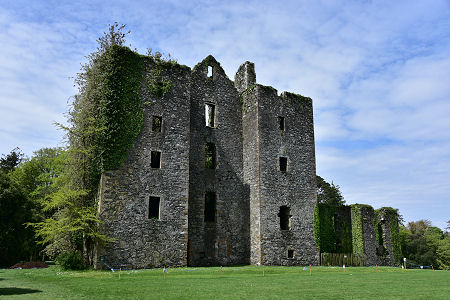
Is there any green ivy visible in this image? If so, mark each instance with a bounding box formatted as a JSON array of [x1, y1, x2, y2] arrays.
[[350, 205, 365, 255], [313, 203, 336, 252], [378, 207, 402, 263], [97, 45, 145, 171], [340, 214, 353, 253]]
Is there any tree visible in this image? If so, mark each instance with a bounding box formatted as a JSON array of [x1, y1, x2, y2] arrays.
[[316, 175, 345, 206], [0, 148, 35, 266], [0, 148, 23, 173], [28, 24, 129, 266], [400, 220, 450, 269]]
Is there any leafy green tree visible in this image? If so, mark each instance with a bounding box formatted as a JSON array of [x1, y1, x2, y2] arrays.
[[0, 148, 23, 173], [28, 24, 130, 266], [436, 236, 450, 270], [316, 175, 345, 206], [400, 220, 450, 269], [0, 149, 35, 266]]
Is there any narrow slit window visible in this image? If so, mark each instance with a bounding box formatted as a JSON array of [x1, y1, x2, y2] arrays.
[[279, 157, 287, 172], [287, 249, 294, 259], [148, 196, 160, 219], [204, 191, 216, 223], [152, 116, 162, 132], [278, 116, 285, 131], [279, 206, 291, 230], [151, 151, 161, 168], [207, 66, 213, 77], [205, 103, 216, 127], [205, 143, 216, 169]]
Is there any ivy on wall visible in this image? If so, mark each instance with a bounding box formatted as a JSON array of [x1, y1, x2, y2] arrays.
[[350, 205, 365, 255], [97, 45, 145, 171], [378, 207, 402, 263], [313, 203, 336, 253]]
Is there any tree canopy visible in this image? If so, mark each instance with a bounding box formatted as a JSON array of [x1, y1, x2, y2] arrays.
[[316, 175, 345, 206]]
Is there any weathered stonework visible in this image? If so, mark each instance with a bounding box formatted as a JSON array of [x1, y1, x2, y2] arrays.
[[316, 204, 400, 266], [97, 55, 318, 268]]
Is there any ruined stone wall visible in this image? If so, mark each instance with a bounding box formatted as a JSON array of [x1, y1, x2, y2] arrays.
[[98, 54, 321, 268], [358, 206, 378, 266], [248, 85, 318, 266], [236, 62, 262, 265], [188, 57, 250, 266], [98, 59, 191, 268]]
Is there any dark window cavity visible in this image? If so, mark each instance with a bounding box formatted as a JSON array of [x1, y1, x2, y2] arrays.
[[205, 143, 216, 169], [279, 206, 291, 230], [288, 249, 294, 259], [151, 151, 161, 168], [205, 103, 216, 127], [279, 157, 288, 172], [152, 116, 162, 132], [204, 191, 216, 223], [207, 65, 213, 77], [148, 196, 160, 219], [278, 116, 285, 131]]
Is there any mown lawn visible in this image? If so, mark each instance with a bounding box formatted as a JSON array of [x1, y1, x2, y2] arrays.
[[0, 265, 449, 299]]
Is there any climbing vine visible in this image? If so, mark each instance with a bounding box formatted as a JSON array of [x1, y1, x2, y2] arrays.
[[378, 207, 402, 263], [98, 45, 145, 171], [350, 205, 366, 255], [313, 203, 336, 252]]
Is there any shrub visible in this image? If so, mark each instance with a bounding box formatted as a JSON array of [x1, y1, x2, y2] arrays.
[[57, 252, 85, 270]]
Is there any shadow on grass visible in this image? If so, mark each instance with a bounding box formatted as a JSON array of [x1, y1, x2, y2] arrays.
[[0, 287, 42, 295]]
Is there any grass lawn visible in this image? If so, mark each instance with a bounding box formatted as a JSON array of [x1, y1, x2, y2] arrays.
[[0, 265, 449, 299]]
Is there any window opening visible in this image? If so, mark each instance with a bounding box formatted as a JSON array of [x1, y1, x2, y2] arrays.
[[148, 196, 160, 219], [207, 66, 213, 77], [278, 116, 285, 131], [205, 143, 216, 169], [279, 206, 291, 230], [205, 103, 216, 127], [204, 191, 216, 223], [279, 157, 287, 172], [152, 116, 162, 132], [151, 151, 161, 168], [287, 249, 294, 259]]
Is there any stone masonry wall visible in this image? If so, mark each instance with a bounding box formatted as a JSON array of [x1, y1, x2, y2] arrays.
[[98, 59, 191, 268], [188, 57, 250, 266], [255, 87, 318, 265]]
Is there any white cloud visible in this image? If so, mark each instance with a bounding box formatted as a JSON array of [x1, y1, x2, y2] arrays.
[[0, 0, 448, 229]]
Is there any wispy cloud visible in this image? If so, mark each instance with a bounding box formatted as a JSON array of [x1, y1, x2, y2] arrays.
[[0, 0, 449, 229]]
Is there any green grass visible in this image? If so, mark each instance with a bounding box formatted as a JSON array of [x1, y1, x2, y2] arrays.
[[0, 266, 449, 299]]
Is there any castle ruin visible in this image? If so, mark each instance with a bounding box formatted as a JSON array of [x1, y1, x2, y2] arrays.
[[97, 54, 399, 268]]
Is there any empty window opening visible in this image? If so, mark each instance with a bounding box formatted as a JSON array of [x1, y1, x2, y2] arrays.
[[205, 143, 216, 169], [279, 157, 288, 172], [152, 116, 162, 132], [204, 191, 216, 223], [207, 66, 213, 77], [205, 103, 216, 127], [279, 206, 291, 230], [151, 151, 161, 168], [148, 196, 160, 219], [278, 116, 285, 131], [287, 249, 294, 259]]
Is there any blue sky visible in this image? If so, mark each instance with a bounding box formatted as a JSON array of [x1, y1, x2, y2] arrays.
[[1, 0, 449, 230]]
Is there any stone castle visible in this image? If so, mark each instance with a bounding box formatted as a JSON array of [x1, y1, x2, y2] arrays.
[[97, 55, 399, 268]]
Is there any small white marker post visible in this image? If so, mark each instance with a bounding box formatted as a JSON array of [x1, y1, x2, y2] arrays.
[[403, 258, 407, 271], [343, 255, 347, 273]]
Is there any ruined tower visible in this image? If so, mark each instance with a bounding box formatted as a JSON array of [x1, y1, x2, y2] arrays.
[[97, 55, 319, 268]]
